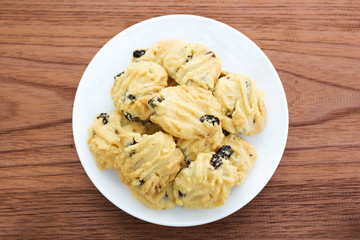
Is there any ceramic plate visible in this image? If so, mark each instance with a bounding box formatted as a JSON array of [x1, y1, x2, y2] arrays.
[[72, 14, 288, 227]]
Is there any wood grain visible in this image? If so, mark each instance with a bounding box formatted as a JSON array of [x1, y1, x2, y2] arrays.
[[1, 0, 359, 239]]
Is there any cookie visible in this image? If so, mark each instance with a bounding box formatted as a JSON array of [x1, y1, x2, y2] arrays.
[[129, 184, 176, 210], [173, 152, 238, 209], [114, 132, 183, 195], [132, 39, 183, 65], [162, 41, 222, 90], [176, 127, 224, 168], [222, 134, 257, 186], [213, 72, 267, 135], [111, 60, 168, 121], [148, 86, 222, 139], [87, 111, 145, 170]]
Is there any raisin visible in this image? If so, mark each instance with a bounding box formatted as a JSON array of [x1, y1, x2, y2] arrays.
[[185, 52, 193, 62], [210, 153, 223, 169], [164, 193, 168, 199], [122, 110, 139, 122], [102, 117, 108, 125], [114, 71, 124, 79], [253, 119, 256, 124], [129, 138, 137, 146], [129, 150, 136, 157], [216, 145, 233, 159], [222, 129, 230, 136], [186, 159, 192, 167], [133, 49, 146, 58], [200, 115, 220, 126], [249, 154, 253, 157], [97, 113, 108, 119], [127, 94, 136, 102], [148, 96, 163, 108], [139, 179, 145, 185], [97, 113, 109, 125], [245, 81, 249, 88], [115, 130, 119, 134], [178, 191, 186, 198], [205, 51, 216, 57]]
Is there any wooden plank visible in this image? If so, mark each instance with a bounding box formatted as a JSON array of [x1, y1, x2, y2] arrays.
[[0, 0, 359, 239]]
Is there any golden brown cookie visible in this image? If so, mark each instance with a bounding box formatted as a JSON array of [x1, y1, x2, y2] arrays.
[[111, 60, 168, 121], [114, 132, 183, 195], [148, 86, 222, 139], [173, 152, 238, 209], [87, 111, 145, 170], [162, 41, 222, 90], [213, 72, 267, 135], [222, 134, 257, 186], [129, 184, 176, 210]]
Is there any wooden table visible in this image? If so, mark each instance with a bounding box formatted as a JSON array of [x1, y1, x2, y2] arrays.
[[1, 1, 359, 239]]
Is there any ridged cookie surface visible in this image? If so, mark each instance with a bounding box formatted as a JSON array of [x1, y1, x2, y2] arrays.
[[222, 134, 258, 185], [111, 60, 168, 121], [173, 152, 238, 209], [148, 86, 222, 139], [213, 73, 266, 135], [129, 184, 176, 210], [162, 40, 222, 90], [87, 111, 145, 170], [114, 132, 183, 196]]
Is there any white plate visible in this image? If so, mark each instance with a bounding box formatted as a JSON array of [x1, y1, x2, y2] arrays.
[[72, 15, 288, 227]]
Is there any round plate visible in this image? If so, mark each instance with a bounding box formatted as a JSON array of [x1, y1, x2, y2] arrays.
[[72, 14, 288, 227]]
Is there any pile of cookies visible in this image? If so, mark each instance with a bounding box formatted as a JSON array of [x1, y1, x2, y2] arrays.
[[87, 40, 267, 209]]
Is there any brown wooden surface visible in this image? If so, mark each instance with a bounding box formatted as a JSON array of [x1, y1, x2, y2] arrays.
[[1, 0, 359, 239]]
